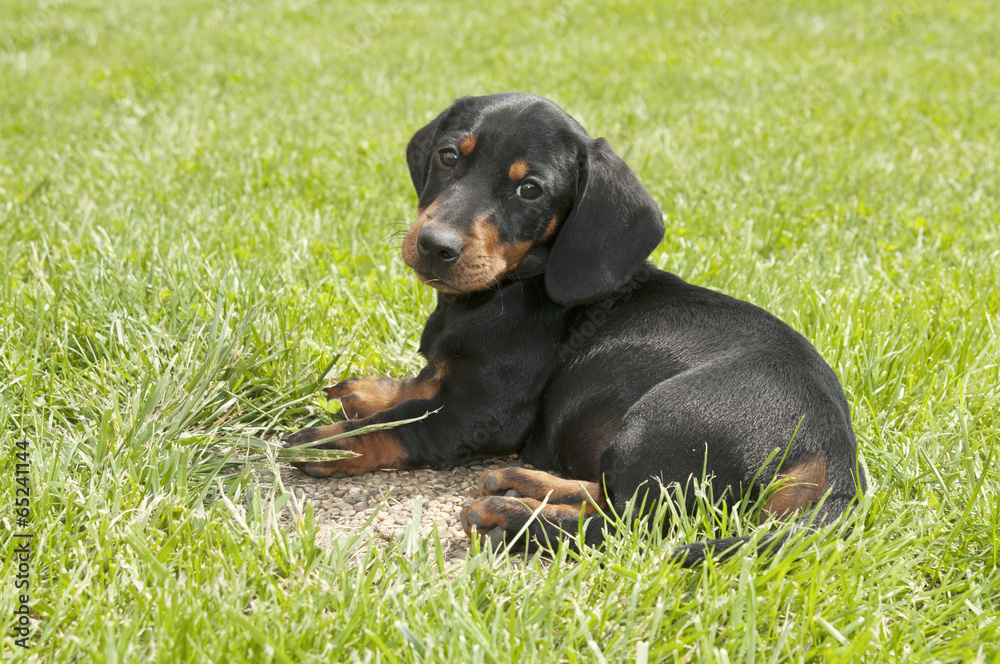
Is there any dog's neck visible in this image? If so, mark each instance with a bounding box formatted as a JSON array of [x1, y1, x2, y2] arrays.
[[504, 246, 550, 281]]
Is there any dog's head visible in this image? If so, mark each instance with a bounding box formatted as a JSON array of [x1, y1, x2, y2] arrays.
[[402, 93, 664, 306]]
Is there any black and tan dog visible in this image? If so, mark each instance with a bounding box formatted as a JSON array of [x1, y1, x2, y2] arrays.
[[284, 93, 866, 565]]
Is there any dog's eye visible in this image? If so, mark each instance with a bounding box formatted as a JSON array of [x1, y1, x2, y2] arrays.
[[516, 181, 543, 201], [439, 149, 459, 167]]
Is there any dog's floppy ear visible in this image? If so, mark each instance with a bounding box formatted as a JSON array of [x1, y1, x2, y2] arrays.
[[406, 102, 460, 199], [545, 138, 665, 306]]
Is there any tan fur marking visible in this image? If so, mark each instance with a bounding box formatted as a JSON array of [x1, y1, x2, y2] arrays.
[[326, 376, 400, 418], [341, 430, 408, 474], [464, 497, 601, 536], [431, 356, 449, 380], [406, 201, 560, 294], [762, 456, 828, 520], [466, 216, 502, 258], [467, 217, 533, 274], [401, 199, 440, 276], [291, 424, 407, 476], [481, 468, 607, 508], [397, 375, 440, 402], [327, 361, 448, 419], [514, 497, 602, 518], [539, 215, 560, 243], [460, 135, 476, 155], [508, 160, 530, 181]]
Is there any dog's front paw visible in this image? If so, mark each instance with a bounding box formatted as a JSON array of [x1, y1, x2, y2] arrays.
[[325, 377, 401, 419], [281, 423, 349, 478], [282, 425, 338, 447]]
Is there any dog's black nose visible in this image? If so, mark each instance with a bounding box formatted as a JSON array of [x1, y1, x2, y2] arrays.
[[416, 226, 464, 265]]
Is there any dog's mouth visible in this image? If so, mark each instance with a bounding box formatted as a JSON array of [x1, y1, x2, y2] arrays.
[[402, 204, 558, 294], [406, 256, 509, 294], [410, 269, 464, 293], [400, 212, 469, 293], [402, 217, 520, 294]]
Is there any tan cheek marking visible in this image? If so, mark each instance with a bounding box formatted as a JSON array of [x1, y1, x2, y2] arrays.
[[502, 240, 533, 267], [761, 456, 828, 520], [539, 214, 560, 243], [402, 199, 440, 268], [466, 218, 533, 271], [460, 135, 476, 155], [466, 217, 503, 262], [508, 160, 530, 181]]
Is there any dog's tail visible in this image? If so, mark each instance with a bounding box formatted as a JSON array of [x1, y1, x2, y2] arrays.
[[668, 492, 860, 568]]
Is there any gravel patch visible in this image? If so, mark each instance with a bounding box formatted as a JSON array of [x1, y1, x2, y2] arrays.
[[275, 456, 539, 562]]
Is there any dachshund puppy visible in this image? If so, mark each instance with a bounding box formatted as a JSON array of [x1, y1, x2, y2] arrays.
[[284, 93, 866, 565]]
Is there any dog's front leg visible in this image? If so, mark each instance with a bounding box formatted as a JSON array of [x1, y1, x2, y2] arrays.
[[281, 414, 415, 477], [283, 384, 524, 477], [324, 358, 447, 419]]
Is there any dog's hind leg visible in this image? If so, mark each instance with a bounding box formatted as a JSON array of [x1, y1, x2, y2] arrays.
[[598, 358, 865, 567], [478, 467, 606, 507], [668, 492, 863, 567], [460, 495, 609, 553]]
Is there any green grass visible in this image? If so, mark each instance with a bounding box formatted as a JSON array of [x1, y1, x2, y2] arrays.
[[2, 0, 999, 661]]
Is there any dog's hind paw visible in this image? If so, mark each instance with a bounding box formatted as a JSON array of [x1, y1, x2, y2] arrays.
[[459, 497, 538, 553]]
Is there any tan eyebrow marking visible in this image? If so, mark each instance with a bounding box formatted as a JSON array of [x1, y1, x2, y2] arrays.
[[508, 160, 530, 180], [460, 135, 476, 155]]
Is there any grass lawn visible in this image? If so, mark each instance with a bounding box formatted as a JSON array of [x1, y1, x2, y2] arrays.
[[2, 0, 999, 661]]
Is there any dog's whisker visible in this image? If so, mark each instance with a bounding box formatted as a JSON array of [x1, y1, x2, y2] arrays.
[[379, 229, 409, 247]]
